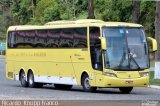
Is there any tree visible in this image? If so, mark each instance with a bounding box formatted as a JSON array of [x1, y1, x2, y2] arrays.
[[155, 1, 160, 61], [12, 0, 33, 24], [97, 0, 132, 22], [132, 0, 140, 23], [88, 0, 95, 19], [42, 7, 61, 23], [140, 1, 155, 36], [59, 0, 77, 20], [31, 0, 36, 18], [155, 1, 160, 73], [33, 0, 61, 24], [0, 0, 13, 40]]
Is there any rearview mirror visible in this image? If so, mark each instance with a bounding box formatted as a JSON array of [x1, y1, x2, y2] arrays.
[[147, 37, 157, 52], [99, 37, 106, 51]]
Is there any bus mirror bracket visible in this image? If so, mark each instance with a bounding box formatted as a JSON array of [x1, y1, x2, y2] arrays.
[[147, 37, 157, 52], [99, 37, 107, 51]]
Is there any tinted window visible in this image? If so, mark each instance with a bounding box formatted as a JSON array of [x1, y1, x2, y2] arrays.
[[8, 27, 87, 48], [90, 27, 102, 71], [8, 32, 15, 48], [74, 28, 87, 48], [25, 30, 35, 47], [35, 30, 47, 48], [47, 29, 60, 48], [59, 28, 73, 47], [15, 31, 26, 48]]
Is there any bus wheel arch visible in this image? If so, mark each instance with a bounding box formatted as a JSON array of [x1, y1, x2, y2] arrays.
[[81, 72, 88, 85], [19, 69, 28, 87], [81, 72, 97, 92], [19, 69, 24, 80]]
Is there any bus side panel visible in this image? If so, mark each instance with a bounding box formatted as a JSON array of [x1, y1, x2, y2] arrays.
[[6, 49, 14, 80], [6, 60, 14, 80], [47, 49, 77, 85], [6, 48, 96, 86], [71, 49, 96, 86]]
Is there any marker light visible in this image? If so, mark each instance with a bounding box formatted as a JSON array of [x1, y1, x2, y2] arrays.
[[103, 72, 117, 77], [139, 72, 149, 77]]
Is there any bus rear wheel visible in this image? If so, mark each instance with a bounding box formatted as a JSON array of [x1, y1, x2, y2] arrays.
[[20, 71, 28, 87], [81, 74, 97, 92], [28, 71, 36, 88], [28, 71, 43, 88], [119, 87, 133, 94]]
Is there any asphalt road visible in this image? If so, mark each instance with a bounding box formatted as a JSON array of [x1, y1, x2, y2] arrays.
[[0, 59, 160, 101]]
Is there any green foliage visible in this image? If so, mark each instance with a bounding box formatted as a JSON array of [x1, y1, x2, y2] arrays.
[[0, 0, 157, 40], [31, 0, 66, 24], [42, 7, 61, 23], [140, 1, 156, 37], [3, 0, 12, 7], [0, 16, 6, 39], [12, 0, 32, 24], [150, 71, 160, 85], [95, 0, 132, 22]]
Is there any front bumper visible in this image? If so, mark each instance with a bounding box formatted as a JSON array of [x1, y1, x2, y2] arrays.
[[98, 76, 149, 87]]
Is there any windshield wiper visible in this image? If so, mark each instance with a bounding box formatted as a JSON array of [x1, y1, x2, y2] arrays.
[[128, 48, 141, 69], [118, 51, 126, 68], [117, 48, 141, 70]]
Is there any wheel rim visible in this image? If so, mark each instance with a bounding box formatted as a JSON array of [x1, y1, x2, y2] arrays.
[[29, 74, 33, 85], [21, 72, 26, 84], [84, 77, 90, 89]]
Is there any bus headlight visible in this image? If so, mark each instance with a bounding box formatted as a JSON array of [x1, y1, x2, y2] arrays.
[[139, 72, 149, 77], [103, 72, 117, 77]]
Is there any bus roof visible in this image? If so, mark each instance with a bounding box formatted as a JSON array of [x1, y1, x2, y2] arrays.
[[7, 19, 143, 31], [45, 19, 142, 27]]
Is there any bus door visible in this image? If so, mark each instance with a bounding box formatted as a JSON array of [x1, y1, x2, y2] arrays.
[[90, 27, 103, 86]]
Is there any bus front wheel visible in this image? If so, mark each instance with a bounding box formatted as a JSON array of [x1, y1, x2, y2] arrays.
[[20, 71, 28, 87], [119, 87, 133, 94], [81, 74, 97, 92]]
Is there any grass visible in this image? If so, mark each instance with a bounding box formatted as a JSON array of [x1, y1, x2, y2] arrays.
[[150, 60, 155, 67], [150, 71, 160, 86]]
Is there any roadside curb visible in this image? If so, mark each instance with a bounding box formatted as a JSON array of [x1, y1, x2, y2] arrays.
[[149, 85, 160, 89]]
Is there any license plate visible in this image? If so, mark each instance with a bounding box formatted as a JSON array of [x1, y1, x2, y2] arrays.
[[125, 80, 133, 84]]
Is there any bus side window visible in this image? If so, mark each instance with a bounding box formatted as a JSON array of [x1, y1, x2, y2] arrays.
[[59, 28, 73, 48], [47, 29, 60, 48], [15, 31, 26, 48], [35, 30, 47, 48], [25, 30, 35, 48], [74, 28, 87, 48], [90, 27, 103, 71], [8, 32, 15, 48]]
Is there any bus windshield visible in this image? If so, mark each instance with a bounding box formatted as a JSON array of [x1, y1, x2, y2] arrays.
[[103, 27, 149, 71]]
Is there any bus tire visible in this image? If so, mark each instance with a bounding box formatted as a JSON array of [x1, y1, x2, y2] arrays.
[[20, 71, 28, 87], [81, 74, 97, 92], [54, 84, 72, 90], [28, 71, 36, 88], [119, 87, 133, 94]]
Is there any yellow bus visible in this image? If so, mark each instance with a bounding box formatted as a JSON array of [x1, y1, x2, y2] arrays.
[[6, 19, 157, 94]]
